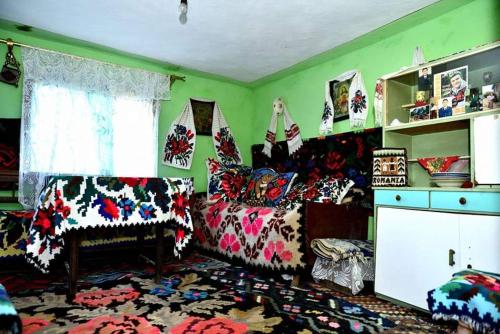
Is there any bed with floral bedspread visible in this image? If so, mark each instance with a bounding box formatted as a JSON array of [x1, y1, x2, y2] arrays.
[[192, 195, 306, 272]]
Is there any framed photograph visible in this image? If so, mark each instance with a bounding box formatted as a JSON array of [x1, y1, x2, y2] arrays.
[[437, 98, 453, 118], [373, 148, 408, 187], [190, 99, 214, 136], [434, 66, 468, 109], [418, 67, 432, 91], [482, 83, 499, 110], [409, 105, 430, 122], [330, 78, 352, 121]]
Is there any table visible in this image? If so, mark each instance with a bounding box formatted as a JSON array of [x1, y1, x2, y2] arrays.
[[25, 176, 194, 301]]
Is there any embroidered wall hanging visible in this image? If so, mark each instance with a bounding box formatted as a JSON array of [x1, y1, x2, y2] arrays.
[[372, 148, 408, 187], [262, 97, 303, 158], [163, 102, 196, 169], [320, 70, 368, 134], [163, 99, 242, 169]]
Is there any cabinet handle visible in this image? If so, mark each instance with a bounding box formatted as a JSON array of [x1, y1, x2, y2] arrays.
[[448, 249, 456, 266], [459, 197, 467, 205], [395, 195, 401, 201]]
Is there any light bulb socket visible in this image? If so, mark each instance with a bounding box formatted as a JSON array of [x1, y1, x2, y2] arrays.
[[179, 0, 188, 14]]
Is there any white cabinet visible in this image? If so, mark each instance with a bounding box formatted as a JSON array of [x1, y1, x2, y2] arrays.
[[375, 207, 500, 310]]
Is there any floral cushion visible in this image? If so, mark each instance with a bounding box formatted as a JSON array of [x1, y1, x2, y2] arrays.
[[278, 177, 354, 210], [242, 168, 297, 207], [206, 158, 252, 204], [427, 269, 500, 334]]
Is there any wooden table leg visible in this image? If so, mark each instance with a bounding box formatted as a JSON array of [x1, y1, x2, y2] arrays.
[[155, 225, 164, 283], [66, 230, 79, 303], [137, 225, 145, 262]]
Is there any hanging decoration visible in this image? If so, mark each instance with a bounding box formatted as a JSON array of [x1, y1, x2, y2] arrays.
[[212, 102, 242, 165], [163, 99, 242, 169], [320, 70, 368, 134], [163, 102, 196, 169], [262, 97, 303, 158], [0, 39, 21, 87], [374, 79, 384, 127], [412, 46, 426, 66]]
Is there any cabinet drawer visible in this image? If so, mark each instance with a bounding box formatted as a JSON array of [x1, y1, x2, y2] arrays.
[[431, 191, 500, 214], [375, 190, 429, 208]]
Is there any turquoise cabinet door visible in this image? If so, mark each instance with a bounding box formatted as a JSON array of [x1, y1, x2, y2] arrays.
[[431, 191, 500, 214], [375, 190, 429, 208]]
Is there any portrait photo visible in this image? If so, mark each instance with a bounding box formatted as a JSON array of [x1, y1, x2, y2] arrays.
[[437, 98, 453, 118], [190, 99, 214, 136], [437, 66, 468, 108], [418, 67, 432, 91], [409, 105, 430, 122], [331, 78, 352, 121]]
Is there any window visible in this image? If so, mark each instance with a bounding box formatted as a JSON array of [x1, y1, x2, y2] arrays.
[[28, 84, 158, 177]]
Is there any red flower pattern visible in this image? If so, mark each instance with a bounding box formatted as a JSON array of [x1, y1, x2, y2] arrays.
[[220, 233, 240, 253], [170, 316, 248, 334]]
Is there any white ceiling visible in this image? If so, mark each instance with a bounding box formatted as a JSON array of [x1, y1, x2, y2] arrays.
[[0, 0, 438, 83]]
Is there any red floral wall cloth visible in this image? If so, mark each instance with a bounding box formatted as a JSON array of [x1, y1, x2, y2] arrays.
[[25, 176, 194, 273]]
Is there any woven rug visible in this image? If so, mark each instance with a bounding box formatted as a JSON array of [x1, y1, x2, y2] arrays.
[[0, 252, 450, 333]]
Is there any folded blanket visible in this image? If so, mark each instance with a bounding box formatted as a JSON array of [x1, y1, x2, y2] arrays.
[[0, 284, 21, 334], [311, 238, 365, 262]]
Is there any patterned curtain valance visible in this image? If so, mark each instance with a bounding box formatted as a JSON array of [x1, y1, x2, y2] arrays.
[[21, 47, 171, 101]]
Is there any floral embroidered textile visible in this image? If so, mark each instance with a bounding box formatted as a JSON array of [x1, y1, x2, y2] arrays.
[[242, 168, 297, 207], [163, 99, 242, 169], [25, 176, 194, 273], [192, 196, 305, 272], [206, 158, 252, 204], [427, 269, 500, 333]]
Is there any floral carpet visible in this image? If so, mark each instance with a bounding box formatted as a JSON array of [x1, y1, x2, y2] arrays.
[[0, 252, 450, 333]]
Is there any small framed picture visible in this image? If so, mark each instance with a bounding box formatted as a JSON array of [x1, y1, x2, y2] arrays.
[[434, 66, 468, 109], [191, 99, 214, 136], [418, 67, 432, 91], [437, 98, 453, 118], [330, 78, 352, 121], [482, 83, 499, 110], [409, 105, 430, 122]]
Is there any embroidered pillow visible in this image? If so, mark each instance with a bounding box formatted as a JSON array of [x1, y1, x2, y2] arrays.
[[243, 167, 297, 207], [206, 158, 252, 204]]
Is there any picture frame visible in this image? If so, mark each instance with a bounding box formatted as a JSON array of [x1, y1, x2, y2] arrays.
[[417, 66, 432, 91], [433, 65, 468, 112], [373, 148, 408, 187], [190, 98, 214, 136], [437, 98, 453, 118], [481, 83, 499, 110], [330, 78, 352, 121], [409, 105, 430, 122]]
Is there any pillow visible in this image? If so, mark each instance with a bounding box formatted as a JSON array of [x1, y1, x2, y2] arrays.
[[243, 168, 297, 207], [278, 177, 354, 210], [206, 158, 252, 204]]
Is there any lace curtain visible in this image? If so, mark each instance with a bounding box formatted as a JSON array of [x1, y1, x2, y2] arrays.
[[19, 47, 170, 209]]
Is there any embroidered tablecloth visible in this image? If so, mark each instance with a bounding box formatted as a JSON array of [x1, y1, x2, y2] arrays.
[[25, 176, 194, 273]]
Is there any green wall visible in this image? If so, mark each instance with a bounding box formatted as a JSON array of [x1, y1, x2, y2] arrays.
[[0, 25, 254, 210]]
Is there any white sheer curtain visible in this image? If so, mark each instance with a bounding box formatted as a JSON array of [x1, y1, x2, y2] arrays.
[[20, 47, 170, 209]]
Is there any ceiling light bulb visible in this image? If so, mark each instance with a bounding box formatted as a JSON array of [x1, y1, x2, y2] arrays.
[[179, 1, 188, 14], [179, 13, 187, 24]]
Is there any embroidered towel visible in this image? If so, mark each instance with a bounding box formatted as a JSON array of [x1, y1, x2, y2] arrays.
[[262, 97, 303, 158], [163, 101, 196, 169], [320, 70, 368, 134], [212, 102, 243, 165], [374, 79, 384, 127]]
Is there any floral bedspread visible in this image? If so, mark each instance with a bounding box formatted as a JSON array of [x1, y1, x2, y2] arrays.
[[0, 210, 34, 258], [26, 176, 194, 273], [192, 196, 305, 272]]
